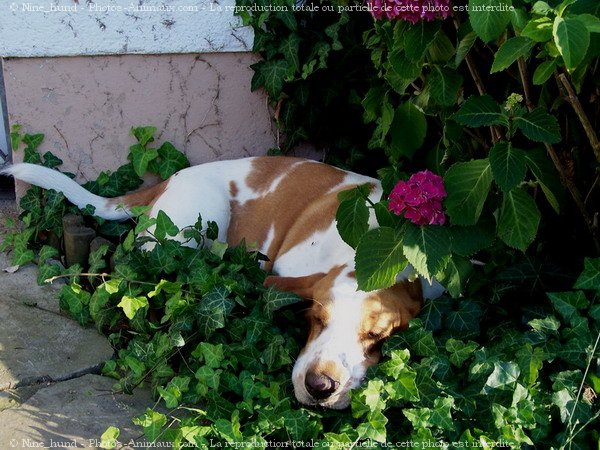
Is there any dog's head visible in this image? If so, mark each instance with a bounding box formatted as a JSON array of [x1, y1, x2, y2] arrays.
[[265, 265, 423, 409]]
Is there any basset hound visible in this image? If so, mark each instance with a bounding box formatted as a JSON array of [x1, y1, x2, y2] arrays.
[[2, 156, 444, 409]]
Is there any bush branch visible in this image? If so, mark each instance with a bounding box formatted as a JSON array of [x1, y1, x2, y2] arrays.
[[557, 73, 600, 163]]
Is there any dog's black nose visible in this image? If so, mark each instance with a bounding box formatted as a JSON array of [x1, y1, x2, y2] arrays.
[[305, 372, 338, 400]]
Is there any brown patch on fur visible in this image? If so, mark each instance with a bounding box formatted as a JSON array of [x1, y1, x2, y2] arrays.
[[107, 180, 169, 210], [229, 181, 239, 198], [347, 271, 356, 279], [300, 265, 345, 351], [245, 156, 305, 193], [264, 272, 327, 299], [359, 280, 423, 347], [227, 158, 347, 269]]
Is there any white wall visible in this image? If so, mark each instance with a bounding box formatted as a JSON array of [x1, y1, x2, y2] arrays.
[[0, 0, 253, 57]]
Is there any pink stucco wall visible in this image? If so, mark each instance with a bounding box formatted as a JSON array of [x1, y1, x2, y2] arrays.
[[3, 53, 276, 193]]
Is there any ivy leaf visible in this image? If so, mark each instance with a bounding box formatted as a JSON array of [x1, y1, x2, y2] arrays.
[[117, 295, 148, 320], [553, 16, 590, 72], [446, 339, 479, 367], [193, 342, 224, 369], [131, 126, 156, 146], [336, 195, 370, 249], [195, 285, 235, 337], [498, 188, 541, 251], [430, 397, 455, 431], [574, 257, 600, 290], [491, 36, 535, 73], [252, 59, 289, 99], [483, 361, 520, 393], [262, 287, 302, 317], [533, 60, 557, 85], [444, 159, 493, 226], [152, 142, 190, 179], [489, 141, 527, 192], [402, 223, 451, 281], [452, 95, 507, 127], [428, 66, 463, 106], [129, 143, 159, 177], [468, 0, 513, 43], [389, 102, 427, 160], [133, 409, 167, 441], [99, 426, 120, 449], [154, 210, 179, 241], [445, 300, 482, 337], [514, 108, 561, 144], [279, 33, 301, 73], [355, 227, 408, 291]]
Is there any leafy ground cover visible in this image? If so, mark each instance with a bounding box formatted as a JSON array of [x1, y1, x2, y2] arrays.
[[2, 126, 599, 448]]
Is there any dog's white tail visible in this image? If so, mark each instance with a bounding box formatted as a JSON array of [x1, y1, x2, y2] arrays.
[[1, 163, 130, 221]]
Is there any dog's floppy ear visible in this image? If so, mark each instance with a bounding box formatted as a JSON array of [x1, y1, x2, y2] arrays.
[[264, 273, 326, 299]]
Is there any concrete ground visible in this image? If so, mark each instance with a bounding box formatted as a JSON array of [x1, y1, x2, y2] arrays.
[[0, 200, 164, 449]]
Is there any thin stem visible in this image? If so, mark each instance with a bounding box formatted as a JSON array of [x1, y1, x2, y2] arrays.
[[517, 57, 535, 111], [558, 73, 600, 164]]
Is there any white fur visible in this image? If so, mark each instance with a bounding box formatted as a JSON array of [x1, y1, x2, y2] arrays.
[[0, 163, 130, 221], [292, 267, 370, 409]]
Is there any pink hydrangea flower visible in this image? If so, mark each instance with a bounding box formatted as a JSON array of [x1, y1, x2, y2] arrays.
[[388, 170, 447, 225], [369, 0, 451, 22]]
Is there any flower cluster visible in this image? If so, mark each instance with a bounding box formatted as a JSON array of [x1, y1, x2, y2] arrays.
[[368, 0, 451, 22], [388, 170, 447, 225]]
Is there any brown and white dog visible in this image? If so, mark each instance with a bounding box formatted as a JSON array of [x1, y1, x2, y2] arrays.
[[2, 156, 444, 409]]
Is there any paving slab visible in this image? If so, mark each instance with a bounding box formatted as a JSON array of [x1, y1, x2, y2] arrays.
[[0, 374, 160, 449], [0, 298, 114, 390]]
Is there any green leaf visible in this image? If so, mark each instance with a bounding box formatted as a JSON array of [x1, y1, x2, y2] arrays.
[[336, 195, 370, 249], [514, 108, 561, 143], [154, 210, 179, 241], [262, 287, 301, 317], [129, 143, 158, 177], [523, 148, 562, 213], [548, 291, 588, 325], [99, 426, 120, 449], [131, 126, 156, 146], [428, 66, 463, 106], [498, 188, 541, 251], [446, 339, 479, 366], [253, 59, 289, 99], [455, 31, 477, 68], [553, 16, 590, 72], [133, 409, 167, 441], [117, 295, 148, 320], [483, 361, 520, 393], [404, 21, 440, 61], [153, 142, 189, 179], [533, 60, 557, 85], [469, 0, 513, 43], [444, 159, 493, 226], [402, 223, 451, 281], [430, 397, 455, 431], [355, 227, 408, 291], [195, 285, 235, 337], [452, 95, 507, 127], [491, 37, 535, 73], [522, 17, 553, 42], [576, 13, 600, 33], [489, 141, 527, 192], [436, 255, 473, 298], [389, 102, 427, 160], [279, 33, 301, 72], [193, 342, 224, 369], [449, 220, 495, 257], [574, 257, 600, 290]]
